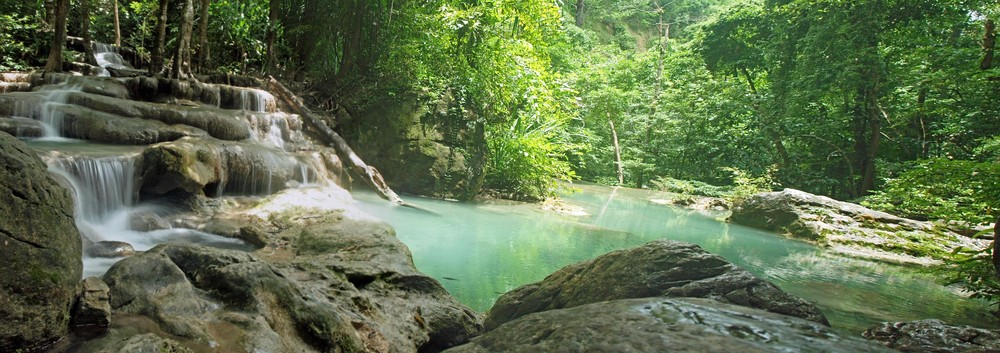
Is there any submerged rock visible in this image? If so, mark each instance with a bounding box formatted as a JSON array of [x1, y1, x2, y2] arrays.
[[447, 298, 891, 353], [484, 239, 827, 331], [729, 189, 989, 265], [863, 319, 1000, 353], [0, 132, 83, 352]]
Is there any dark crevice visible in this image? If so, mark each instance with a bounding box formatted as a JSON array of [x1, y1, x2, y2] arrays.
[[346, 273, 376, 290], [0, 228, 47, 250]]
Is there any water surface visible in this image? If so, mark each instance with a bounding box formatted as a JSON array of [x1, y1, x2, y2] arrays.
[[354, 183, 997, 334]]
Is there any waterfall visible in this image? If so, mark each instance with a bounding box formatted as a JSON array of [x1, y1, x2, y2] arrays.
[[236, 89, 276, 112], [91, 42, 131, 77], [47, 154, 139, 242], [11, 84, 83, 139], [247, 113, 288, 150]]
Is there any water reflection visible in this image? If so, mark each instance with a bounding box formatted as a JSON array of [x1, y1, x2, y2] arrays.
[[353, 183, 996, 334]]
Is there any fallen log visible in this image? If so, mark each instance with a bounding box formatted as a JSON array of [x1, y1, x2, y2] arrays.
[[268, 76, 435, 214]]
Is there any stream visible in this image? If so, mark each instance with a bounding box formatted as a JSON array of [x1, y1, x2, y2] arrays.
[[353, 183, 998, 334]]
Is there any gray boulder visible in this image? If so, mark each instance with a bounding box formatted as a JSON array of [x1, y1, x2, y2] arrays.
[[0, 132, 83, 351], [71, 277, 112, 333], [98, 186, 481, 353], [484, 239, 827, 330], [448, 298, 892, 353], [863, 319, 1000, 353], [729, 189, 989, 265], [0, 117, 45, 138]]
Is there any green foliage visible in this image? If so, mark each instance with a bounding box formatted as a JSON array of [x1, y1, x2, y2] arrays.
[[0, 13, 41, 71], [650, 177, 730, 198], [723, 166, 777, 203], [210, 0, 271, 73], [944, 246, 1000, 315], [862, 159, 1000, 225]]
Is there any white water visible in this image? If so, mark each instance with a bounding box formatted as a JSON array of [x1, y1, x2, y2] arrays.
[[42, 148, 247, 277], [236, 89, 275, 112], [9, 84, 83, 140], [91, 43, 131, 77]]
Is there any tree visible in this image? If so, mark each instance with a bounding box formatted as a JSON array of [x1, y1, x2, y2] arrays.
[[151, 0, 170, 75], [44, 0, 69, 72], [172, 0, 195, 78], [195, 0, 210, 72]]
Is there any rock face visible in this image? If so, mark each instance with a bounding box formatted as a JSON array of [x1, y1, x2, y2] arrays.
[[863, 319, 1000, 353], [484, 239, 827, 330], [96, 186, 481, 353], [448, 298, 892, 353], [99, 333, 194, 353], [346, 92, 485, 200], [729, 189, 989, 265], [0, 132, 83, 351], [71, 277, 112, 332]]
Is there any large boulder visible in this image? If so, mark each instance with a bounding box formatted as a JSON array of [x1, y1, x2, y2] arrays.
[[729, 189, 989, 265], [483, 239, 827, 331], [346, 92, 485, 200], [448, 298, 891, 353], [95, 186, 481, 353], [0, 132, 83, 351], [863, 319, 1000, 353]]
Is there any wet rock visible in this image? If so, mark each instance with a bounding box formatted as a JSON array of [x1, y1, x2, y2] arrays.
[[138, 138, 300, 198], [98, 333, 194, 353], [52, 104, 207, 144], [34, 73, 131, 100], [71, 277, 112, 334], [87, 241, 136, 258], [863, 319, 1000, 353], [0, 116, 45, 137], [0, 132, 83, 352], [64, 91, 250, 141], [484, 239, 827, 331], [447, 298, 891, 353], [0, 82, 31, 93], [99, 186, 482, 352], [729, 189, 989, 265], [128, 211, 171, 232]]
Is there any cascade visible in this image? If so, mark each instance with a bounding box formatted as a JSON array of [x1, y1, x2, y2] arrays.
[[9, 84, 82, 139], [236, 88, 276, 112], [91, 42, 132, 77]]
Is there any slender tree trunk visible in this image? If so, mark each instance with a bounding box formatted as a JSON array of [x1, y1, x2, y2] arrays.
[[609, 119, 624, 185], [151, 0, 170, 76], [983, 19, 996, 70], [81, 0, 98, 67], [173, 0, 195, 79], [993, 215, 1000, 278], [113, 0, 121, 46], [44, 0, 55, 28], [44, 0, 69, 72], [914, 85, 928, 159], [575, 0, 585, 27], [850, 5, 882, 197], [195, 0, 210, 72], [267, 0, 280, 73], [336, 0, 363, 82], [741, 67, 791, 167]]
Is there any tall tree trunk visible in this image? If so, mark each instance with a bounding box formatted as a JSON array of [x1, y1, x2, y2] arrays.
[[113, 0, 121, 46], [336, 0, 363, 82], [266, 0, 280, 73], [44, 0, 55, 28], [983, 19, 996, 70], [741, 67, 791, 167], [195, 0, 210, 72], [609, 119, 624, 185], [81, 0, 98, 67], [44, 0, 69, 72], [151, 0, 170, 76], [575, 0, 585, 27], [172, 0, 195, 79], [850, 5, 882, 197]]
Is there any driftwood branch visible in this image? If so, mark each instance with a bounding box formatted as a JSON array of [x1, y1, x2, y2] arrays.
[[267, 76, 435, 213]]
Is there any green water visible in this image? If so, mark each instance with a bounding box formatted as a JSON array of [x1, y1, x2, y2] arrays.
[[353, 183, 997, 334]]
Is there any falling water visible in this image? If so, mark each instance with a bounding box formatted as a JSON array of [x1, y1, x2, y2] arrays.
[[91, 43, 131, 77], [236, 89, 276, 112], [9, 84, 83, 139]]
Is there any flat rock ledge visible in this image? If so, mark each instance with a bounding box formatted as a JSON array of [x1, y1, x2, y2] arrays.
[[446, 298, 892, 353], [729, 189, 989, 265]]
